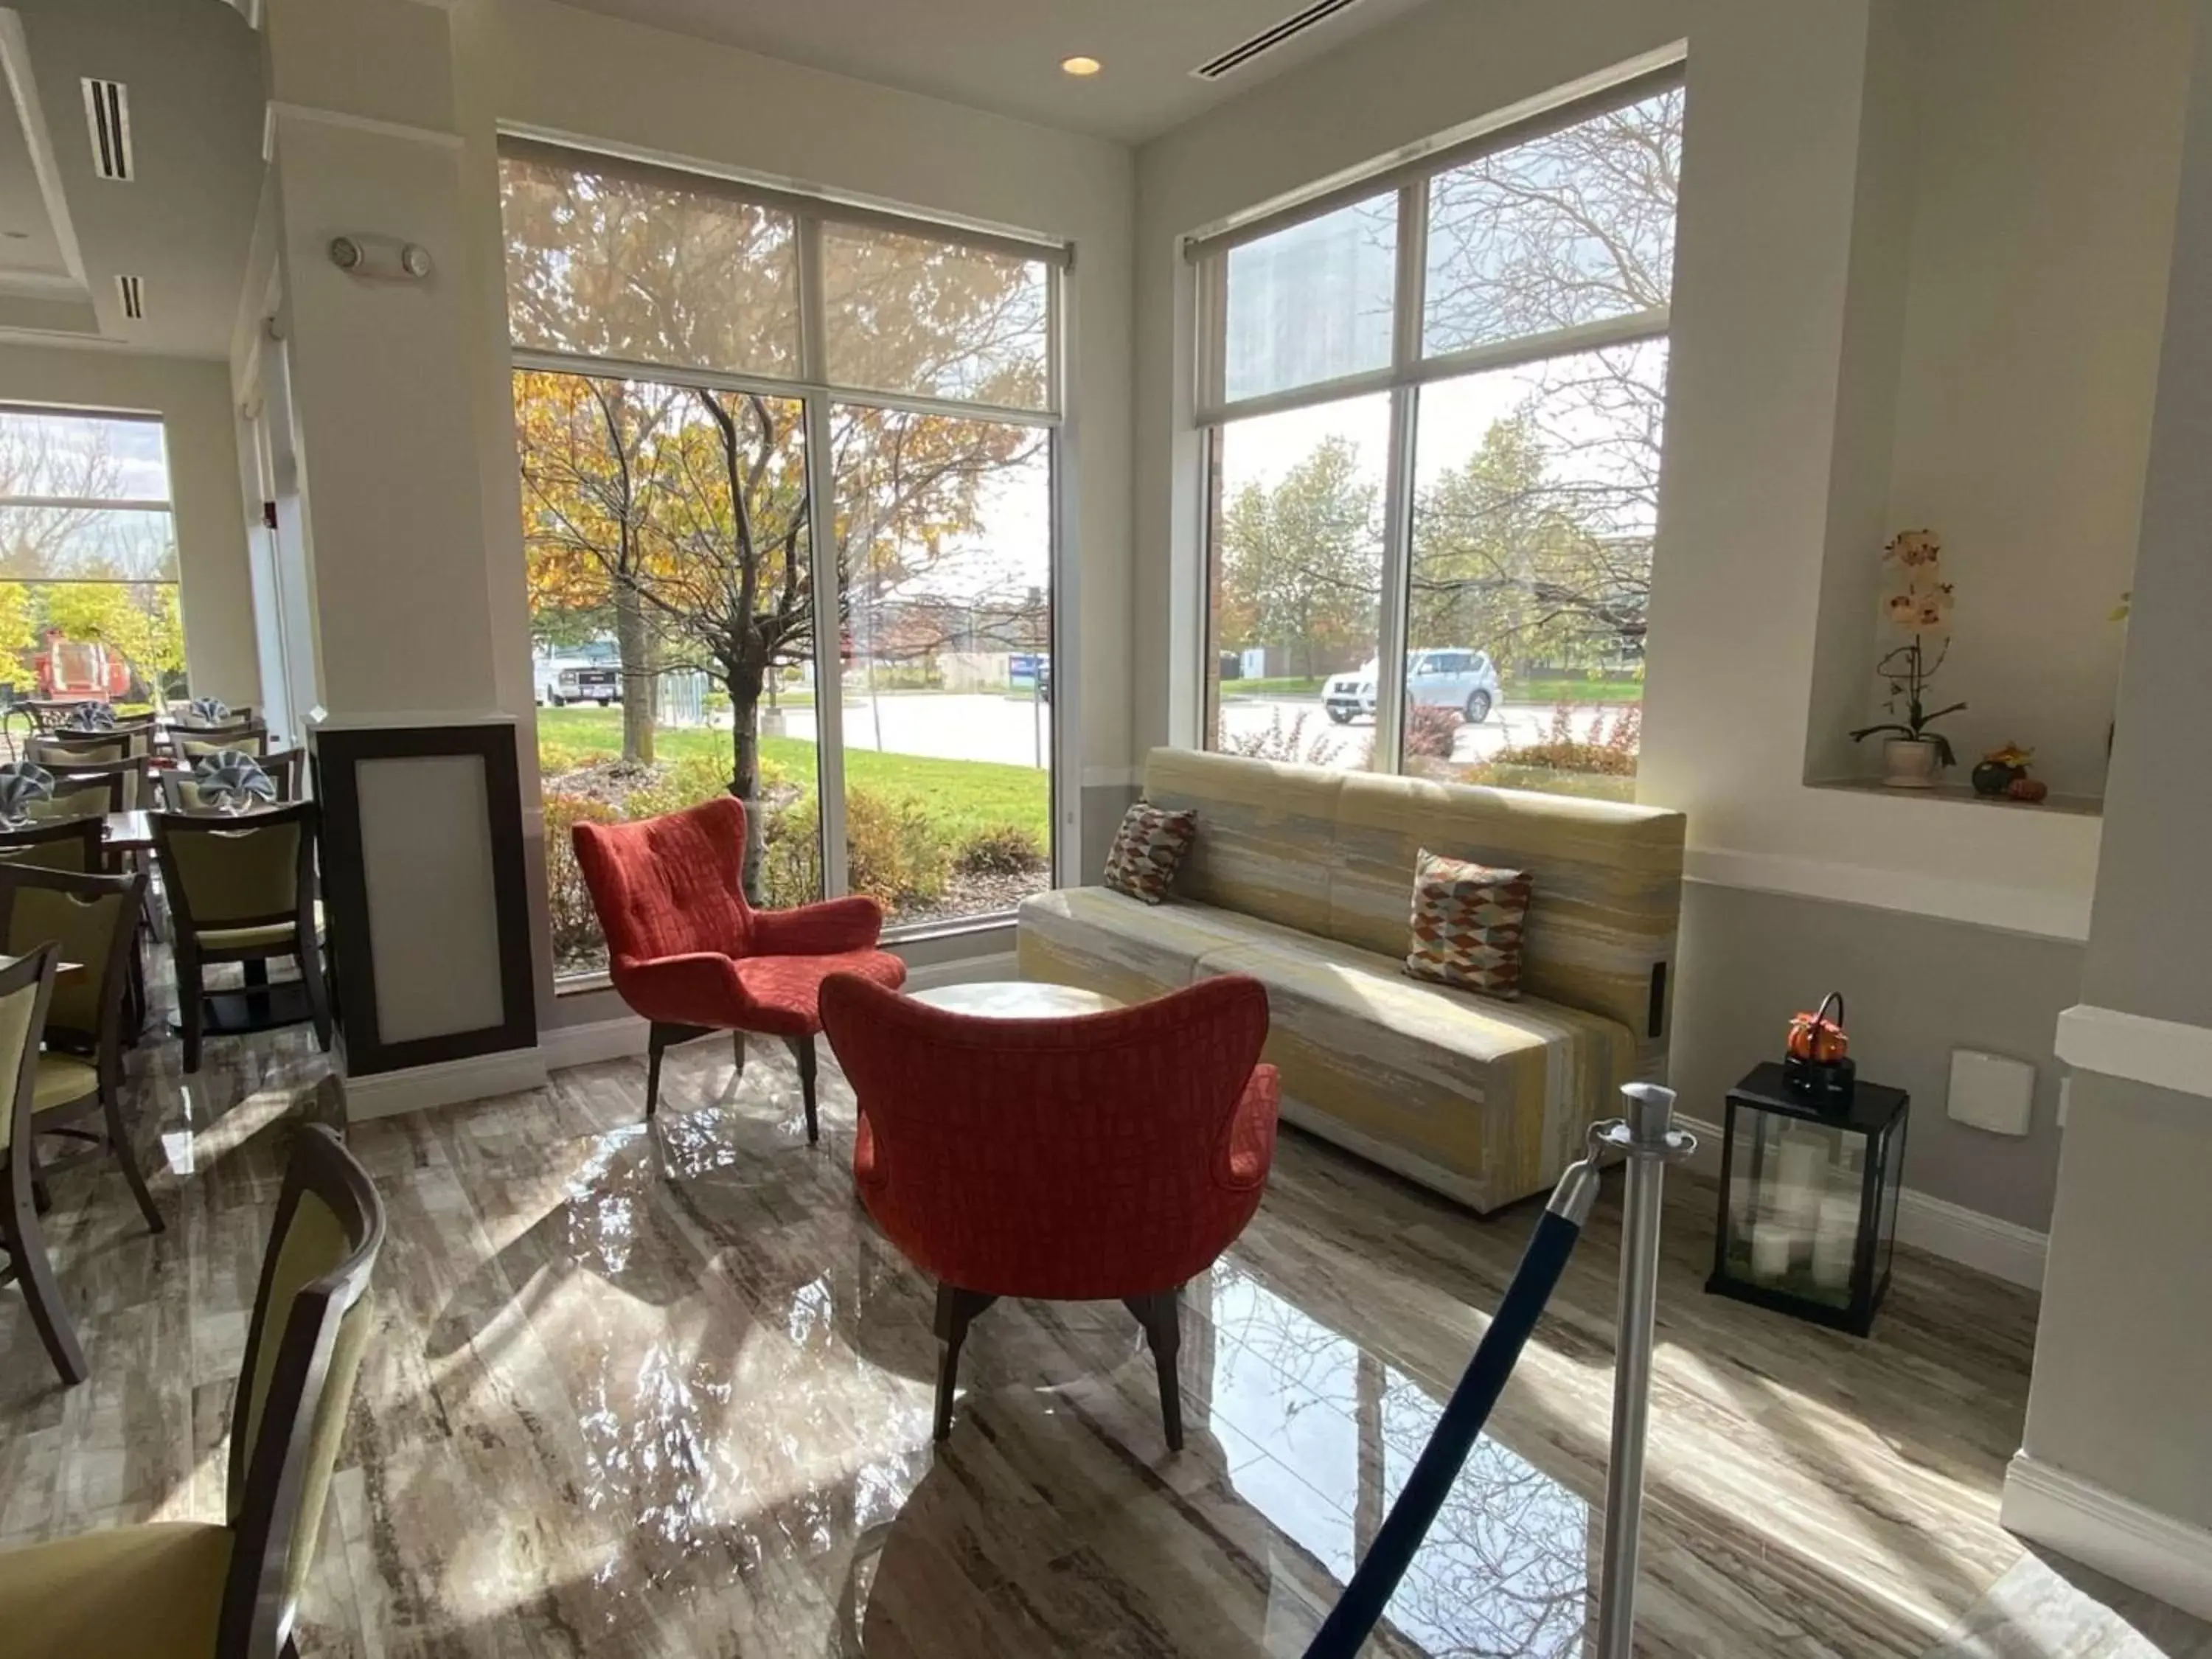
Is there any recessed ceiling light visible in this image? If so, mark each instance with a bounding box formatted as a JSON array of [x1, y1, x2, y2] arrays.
[[1060, 55, 1102, 77]]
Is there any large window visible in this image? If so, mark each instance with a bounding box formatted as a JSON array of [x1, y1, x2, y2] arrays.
[[1197, 73, 1682, 799], [0, 408, 187, 708], [501, 147, 1062, 978]]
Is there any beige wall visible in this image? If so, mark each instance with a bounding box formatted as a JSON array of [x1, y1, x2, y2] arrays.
[[0, 342, 261, 707]]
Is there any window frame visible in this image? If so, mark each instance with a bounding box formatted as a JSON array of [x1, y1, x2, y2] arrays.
[[1188, 63, 1682, 773], [498, 139, 1071, 973]]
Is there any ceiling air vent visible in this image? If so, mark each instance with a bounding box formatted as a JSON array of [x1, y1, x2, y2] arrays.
[[116, 275, 144, 321], [82, 78, 133, 181], [1192, 0, 1370, 80]]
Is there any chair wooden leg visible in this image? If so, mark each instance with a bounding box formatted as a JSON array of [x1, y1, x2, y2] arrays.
[[101, 1080, 164, 1237], [178, 942, 204, 1074], [646, 1024, 669, 1119], [790, 1034, 819, 1145], [932, 1283, 997, 1441], [1124, 1287, 1186, 1452], [299, 937, 334, 1054], [4, 1150, 86, 1386]]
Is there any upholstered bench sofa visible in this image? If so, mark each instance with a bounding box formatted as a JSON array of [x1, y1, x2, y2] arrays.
[[1017, 748, 1686, 1214]]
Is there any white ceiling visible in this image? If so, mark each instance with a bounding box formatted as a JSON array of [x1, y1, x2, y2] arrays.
[[552, 0, 1437, 143], [0, 0, 263, 359]]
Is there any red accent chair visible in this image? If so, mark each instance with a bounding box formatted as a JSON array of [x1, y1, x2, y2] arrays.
[[571, 796, 906, 1136], [819, 972, 1280, 1449]]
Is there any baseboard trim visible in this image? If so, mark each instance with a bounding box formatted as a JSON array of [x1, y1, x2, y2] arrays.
[[2001, 1451, 2212, 1621], [2055, 1003, 2212, 1102], [538, 951, 1021, 1079], [540, 1014, 648, 1071], [1676, 1113, 2046, 1289], [343, 1045, 549, 1121]]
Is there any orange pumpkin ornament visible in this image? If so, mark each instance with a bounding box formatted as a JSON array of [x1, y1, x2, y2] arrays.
[[1787, 994, 1850, 1062]]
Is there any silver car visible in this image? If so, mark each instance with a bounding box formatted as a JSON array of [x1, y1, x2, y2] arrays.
[[1324, 649, 1500, 725]]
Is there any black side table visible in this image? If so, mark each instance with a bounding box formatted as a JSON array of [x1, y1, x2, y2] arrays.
[[1706, 1062, 1910, 1336]]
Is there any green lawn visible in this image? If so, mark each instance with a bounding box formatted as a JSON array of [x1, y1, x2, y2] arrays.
[[1506, 675, 1646, 704], [536, 706, 1049, 844], [1220, 675, 1327, 697]]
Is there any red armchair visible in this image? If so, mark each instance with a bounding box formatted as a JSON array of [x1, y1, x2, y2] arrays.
[[818, 973, 1280, 1449], [571, 796, 906, 1137]]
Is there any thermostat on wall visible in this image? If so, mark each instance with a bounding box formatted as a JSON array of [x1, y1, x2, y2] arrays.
[[1947, 1048, 2036, 1136]]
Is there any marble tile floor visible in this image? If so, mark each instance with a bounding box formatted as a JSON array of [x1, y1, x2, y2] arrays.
[[2, 1004, 2207, 1658]]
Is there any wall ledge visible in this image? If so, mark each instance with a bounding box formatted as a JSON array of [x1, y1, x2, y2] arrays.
[[2054, 1004, 2212, 1101], [1683, 845, 2092, 942], [2001, 1452, 2212, 1622]]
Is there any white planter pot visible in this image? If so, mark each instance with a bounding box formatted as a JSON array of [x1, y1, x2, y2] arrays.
[[1882, 737, 1943, 788]]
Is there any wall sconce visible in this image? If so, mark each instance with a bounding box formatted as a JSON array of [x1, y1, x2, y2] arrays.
[[328, 234, 432, 282]]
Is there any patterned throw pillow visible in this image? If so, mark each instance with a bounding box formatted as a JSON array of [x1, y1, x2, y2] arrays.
[[1103, 801, 1198, 905], [1405, 848, 1533, 999]]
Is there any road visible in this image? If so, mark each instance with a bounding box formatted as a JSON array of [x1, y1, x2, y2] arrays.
[[745, 689, 1615, 769]]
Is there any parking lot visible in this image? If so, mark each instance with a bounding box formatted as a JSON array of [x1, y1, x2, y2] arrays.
[[755, 689, 1613, 768]]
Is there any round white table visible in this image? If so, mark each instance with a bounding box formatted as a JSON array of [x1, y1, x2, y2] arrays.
[[909, 981, 1122, 1018]]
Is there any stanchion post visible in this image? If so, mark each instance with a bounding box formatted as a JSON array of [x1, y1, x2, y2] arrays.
[[1593, 1082, 1695, 1659]]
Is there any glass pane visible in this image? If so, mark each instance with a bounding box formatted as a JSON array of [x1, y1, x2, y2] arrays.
[[1723, 1110, 1861, 1311], [829, 404, 1052, 931], [0, 578, 185, 706], [499, 154, 802, 380], [0, 504, 176, 584], [513, 370, 819, 979], [1423, 86, 1683, 357], [1399, 338, 1667, 796], [821, 226, 1052, 410], [0, 408, 170, 502], [1205, 395, 1388, 771], [1222, 192, 1397, 404]]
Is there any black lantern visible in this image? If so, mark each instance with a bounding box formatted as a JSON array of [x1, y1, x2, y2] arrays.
[[1707, 1062, 1909, 1336]]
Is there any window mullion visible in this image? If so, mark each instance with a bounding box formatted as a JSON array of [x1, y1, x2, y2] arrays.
[[1372, 181, 1427, 773], [796, 217, 849, 900]]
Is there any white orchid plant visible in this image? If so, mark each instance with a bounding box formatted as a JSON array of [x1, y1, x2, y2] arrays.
[[1850, 529, 1966, 767]]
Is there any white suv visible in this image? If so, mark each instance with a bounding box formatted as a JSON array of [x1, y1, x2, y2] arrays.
[[1324, 650, 1500, 725]]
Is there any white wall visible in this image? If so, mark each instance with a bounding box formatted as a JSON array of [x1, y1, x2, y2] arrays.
[[0, 341, 262, 706]]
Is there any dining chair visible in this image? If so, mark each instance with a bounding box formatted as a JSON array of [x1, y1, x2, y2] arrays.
[[26, 768, 125, 824], [0, 817, 105, 875], [0, 945, 76, 1383], [153, 801, 330, 1071], [175, 721, 271, 759], [42, 754, 151, 813], [0, 864, 162, 1248], [29, 731, 134, 768], [0, 1123, 386, 1653], [159, 747, 303, 812]]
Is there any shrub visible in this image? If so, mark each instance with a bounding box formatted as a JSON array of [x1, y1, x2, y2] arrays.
[[1218, 708, 1363, 769], [1489, 701, 1642, 776], [625, 753, 734, 819], [541, 793, 621, 967], [1404, 701, 1461, 760], [845, 787, 953, 906], [763, 786, 953, 911], [955, 822, 1047, 877]]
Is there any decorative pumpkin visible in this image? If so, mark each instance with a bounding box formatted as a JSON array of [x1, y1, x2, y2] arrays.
[[2006, 776, 2050, 804], [1788, 998, 1850, 1063], [1973, 742, 2034, 798]]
